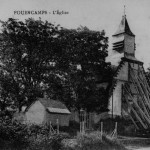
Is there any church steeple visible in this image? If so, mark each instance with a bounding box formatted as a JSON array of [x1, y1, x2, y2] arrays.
[[112, 15, 136, 58], [113, 15, 135, 37]]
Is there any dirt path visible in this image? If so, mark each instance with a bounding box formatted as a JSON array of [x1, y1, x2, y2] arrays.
[[135, 148, 150, 150], [129, 147, 150, 150], [119, 136, 150, 150]]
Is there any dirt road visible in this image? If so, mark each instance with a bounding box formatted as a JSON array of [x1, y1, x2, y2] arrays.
[[134, 147, 150, 150]]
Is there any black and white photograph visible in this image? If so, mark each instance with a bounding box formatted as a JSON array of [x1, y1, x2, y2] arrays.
[[0, 0, 150, 149]]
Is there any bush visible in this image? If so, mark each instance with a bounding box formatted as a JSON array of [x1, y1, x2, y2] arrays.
[[29, 132, 70, 150], [50, 133, 70, 150], [0, 118, 30, 150], [27, 124, 49, 136], [94, 118, 136, 136], [0, 118, 127, 150], [68, 131, 127, 150], [0, 118, 70, 150], [29, 134, 51, 150]]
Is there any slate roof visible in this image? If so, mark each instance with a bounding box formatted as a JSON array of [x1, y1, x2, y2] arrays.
[[25, 97, 70, 114], [38, 98, 71, 114], [113, 15, 135, 36], [47, 107, 70, 114], [38, 98, 67, 109]]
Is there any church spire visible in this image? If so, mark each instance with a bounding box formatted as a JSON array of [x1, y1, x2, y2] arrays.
[[112, 12, 136, 57], [124, 5, 126, 16], [113, 15, 135, 37]]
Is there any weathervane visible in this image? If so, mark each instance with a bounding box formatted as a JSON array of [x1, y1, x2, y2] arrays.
[[124, 0, 126, 17], [124, 5, 126, 16]]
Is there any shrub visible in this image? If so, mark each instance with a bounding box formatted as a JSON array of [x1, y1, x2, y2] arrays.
[[28, 133, 70, 150], [0, 118, 127, 150], [27, 124, 49, 136], [29, 134, 51, 150], [49, 133, 70, 150], [71, 131, 127, 150], [0, 118, 70, 150], [0, 118, 30, 150]]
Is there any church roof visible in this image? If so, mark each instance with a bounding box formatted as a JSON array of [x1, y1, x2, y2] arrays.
[[113, 15, 135, 36]]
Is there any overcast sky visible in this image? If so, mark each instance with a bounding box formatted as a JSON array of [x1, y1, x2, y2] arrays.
[[0, 0, 150, 69]]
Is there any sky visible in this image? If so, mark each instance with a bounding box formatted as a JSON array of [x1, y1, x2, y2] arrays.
[[0, 0, 150, 69]]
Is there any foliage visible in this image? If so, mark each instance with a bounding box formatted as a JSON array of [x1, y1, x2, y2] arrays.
[[0, 118, 30, 149], [47, 26, 112, 112], [63, 131, 127, 150], [0, 18, 112, 113], [49, 134, 70, 150], [0, 118, 127, 150], [0, 117, 71, 150], [0, 18, 61, 111]]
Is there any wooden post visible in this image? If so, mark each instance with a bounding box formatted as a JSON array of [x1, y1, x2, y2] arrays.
[[123, 107, 139, 129], [101, 122, 103, 141], [131, 72, 150, 111], [89, 113, 91, 130], [49, 121, 52, 135], [87, 113, 89, 130], [84, 111, 86, 130], [115, 122, 117, 138], [124, 86, 147, 129], [130, 76, 150, 118], [82, 121, 85, 134], [56, 119, 59, 134], [125, 65, 150, 129], [133, 79, 150, 119], [131, 69, 150, 106], [125, 84, 150, 125], [140, 68, 150, 93], [80, 121, 81, 133], [130, 113, 139, 130], [112, 90, 114, 119]]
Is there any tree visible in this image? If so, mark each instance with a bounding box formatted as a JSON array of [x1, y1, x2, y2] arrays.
[[47, 26, 112, 112], [0, 18, 61, 111], [0, 19, 112, 113]]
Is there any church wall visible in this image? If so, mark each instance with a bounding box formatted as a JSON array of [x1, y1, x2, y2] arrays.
[[129, 63, 139, 94], [108, 81, 124, 116], [109, 62, 140, 116], [108, 61, 130, 116], [115, 62, 128, 81], [124, 34, 135, 55], [130, 62, 138, 70]]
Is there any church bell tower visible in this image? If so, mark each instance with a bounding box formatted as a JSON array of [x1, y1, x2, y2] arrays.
[[108, 14, 143, 117], [112, 15, 135, 58], [108, 12, 150, 130]]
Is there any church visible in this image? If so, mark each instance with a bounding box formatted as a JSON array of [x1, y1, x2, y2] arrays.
[[107, 14, 150, 130], [70, 13, 150, 131]]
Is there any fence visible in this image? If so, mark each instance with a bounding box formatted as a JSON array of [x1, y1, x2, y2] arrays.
[[49, 119, 59, 135]]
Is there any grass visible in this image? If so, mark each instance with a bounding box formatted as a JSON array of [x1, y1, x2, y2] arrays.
[[63, 131, 127, 150], [0, 119, 128, 150], [0, 130, 128, 150], [119, 137, 150, 148]]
